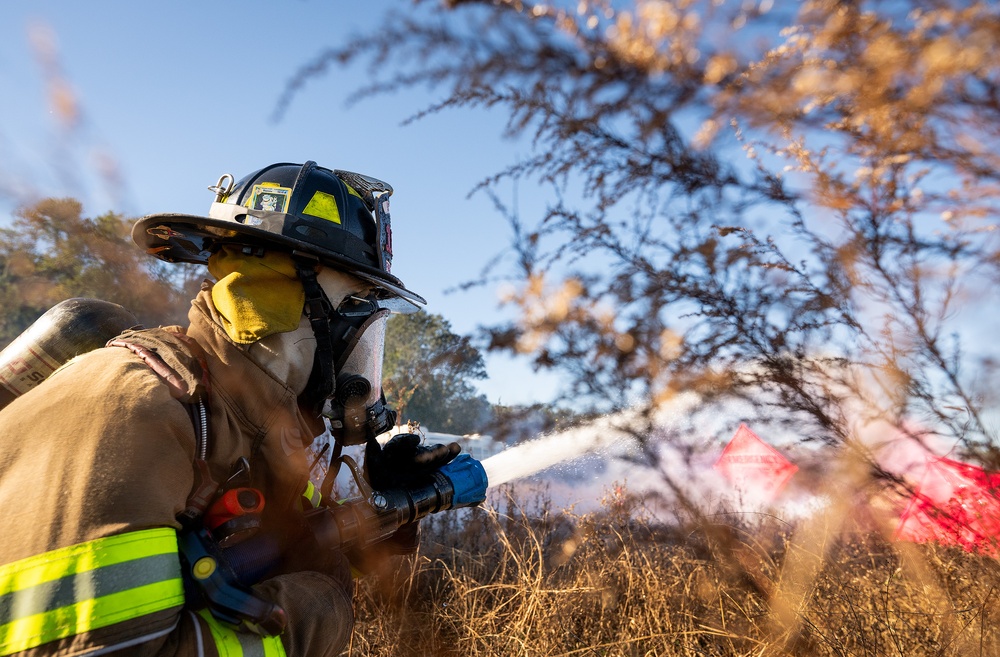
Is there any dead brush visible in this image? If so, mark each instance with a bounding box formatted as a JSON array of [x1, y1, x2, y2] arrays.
[[345, 484, 1000, 656]]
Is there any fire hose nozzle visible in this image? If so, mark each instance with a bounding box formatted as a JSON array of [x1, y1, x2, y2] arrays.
[[308, 453, 489, 552], [438, 454, 489, 507]]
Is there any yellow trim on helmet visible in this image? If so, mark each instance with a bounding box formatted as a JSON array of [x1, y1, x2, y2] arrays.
[[302, 191, 342, 224]]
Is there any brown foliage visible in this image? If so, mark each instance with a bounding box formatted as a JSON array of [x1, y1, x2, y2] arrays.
[[282, 0, 1000, 462], [347, 485, 1000, 656], [0, 197, 199, 345], [279, 10, 1000, 650]]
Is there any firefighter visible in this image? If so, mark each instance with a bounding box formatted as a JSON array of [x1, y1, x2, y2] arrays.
[[0, 161, 458, 656]]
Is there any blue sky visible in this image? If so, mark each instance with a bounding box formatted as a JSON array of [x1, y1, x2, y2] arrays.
[[0, 0, 566, 407]]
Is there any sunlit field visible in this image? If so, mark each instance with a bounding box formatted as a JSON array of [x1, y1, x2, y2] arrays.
[[347, 485, 1000, 657]]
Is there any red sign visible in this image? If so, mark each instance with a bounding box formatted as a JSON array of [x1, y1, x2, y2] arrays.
[[714, 423, 798, 502], [895, 456, 1000, 555]]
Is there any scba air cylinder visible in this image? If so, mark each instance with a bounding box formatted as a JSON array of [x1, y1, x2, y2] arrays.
[[0, 298, 139, 412]]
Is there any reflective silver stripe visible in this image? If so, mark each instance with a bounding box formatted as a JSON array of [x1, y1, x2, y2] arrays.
[[0, 553, 180, 625], [82, 619, 180, 656], [237, 631, 266, 657], [188, 611, 206, 657]]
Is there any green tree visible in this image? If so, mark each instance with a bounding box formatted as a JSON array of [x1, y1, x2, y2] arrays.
[[383, 311, 491, 434], [0, 197, 198, 345]]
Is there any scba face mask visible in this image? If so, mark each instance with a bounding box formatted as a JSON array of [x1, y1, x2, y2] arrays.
[[322, 294, 396, 446]]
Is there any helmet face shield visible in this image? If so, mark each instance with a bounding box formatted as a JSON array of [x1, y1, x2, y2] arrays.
[[336, 307, 389, 409]]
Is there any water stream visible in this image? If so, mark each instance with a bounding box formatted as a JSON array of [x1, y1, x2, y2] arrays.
[[478, 410, 648, 488]]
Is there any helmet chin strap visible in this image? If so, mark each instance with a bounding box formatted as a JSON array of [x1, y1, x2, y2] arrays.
[[295, 258, 337, 418]]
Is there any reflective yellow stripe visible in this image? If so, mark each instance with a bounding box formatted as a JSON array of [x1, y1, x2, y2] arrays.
[[0, 529, 177, 591], [302, 191, 341, 224], [302, 480, 321, 509], [0, 528, 183, 655], [198, 609, 286, 657]]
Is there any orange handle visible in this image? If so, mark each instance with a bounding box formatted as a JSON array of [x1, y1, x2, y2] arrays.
[[205, 488, 265, 530]]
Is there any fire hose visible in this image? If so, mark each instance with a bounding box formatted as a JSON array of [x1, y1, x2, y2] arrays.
[[179, 452, 489, 632]]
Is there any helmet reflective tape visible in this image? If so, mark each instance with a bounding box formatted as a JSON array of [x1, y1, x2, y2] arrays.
[[197, 609, 286, 657], [345, 185, 364, 201], [303, 191, 342, 224], [0, 528, 184, 655]]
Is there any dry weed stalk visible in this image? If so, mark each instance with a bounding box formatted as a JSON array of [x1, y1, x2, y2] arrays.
[[347, 482, 1000, 657]]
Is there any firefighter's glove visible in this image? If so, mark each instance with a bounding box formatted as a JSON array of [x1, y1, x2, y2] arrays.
[[364, 433, 461, 491]]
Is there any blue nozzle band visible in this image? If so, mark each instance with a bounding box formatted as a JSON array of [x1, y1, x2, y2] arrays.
[[439, 454, 488, 507]]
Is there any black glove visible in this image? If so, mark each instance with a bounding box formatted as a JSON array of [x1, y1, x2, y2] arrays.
[[364, 433, 461, 491]]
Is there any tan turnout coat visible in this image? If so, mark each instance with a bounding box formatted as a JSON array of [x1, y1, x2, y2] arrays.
[[0, 289, 353, 656]]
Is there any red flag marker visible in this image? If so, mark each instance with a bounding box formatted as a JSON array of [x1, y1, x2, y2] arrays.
[[895, 456, 1000, 555], [714, 423, 798, 502]]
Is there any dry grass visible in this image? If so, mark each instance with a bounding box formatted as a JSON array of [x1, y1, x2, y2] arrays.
[[344, 486, 1000, 657]]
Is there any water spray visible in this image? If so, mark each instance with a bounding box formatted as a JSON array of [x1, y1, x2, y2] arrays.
[[302, 419, 645, 553], [476, 411, 653, 487]]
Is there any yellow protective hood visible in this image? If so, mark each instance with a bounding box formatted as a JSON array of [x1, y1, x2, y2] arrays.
[[207, 246, 305, 344]]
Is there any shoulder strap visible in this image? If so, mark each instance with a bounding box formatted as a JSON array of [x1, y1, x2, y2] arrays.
[[107, 328, 217, 523]]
